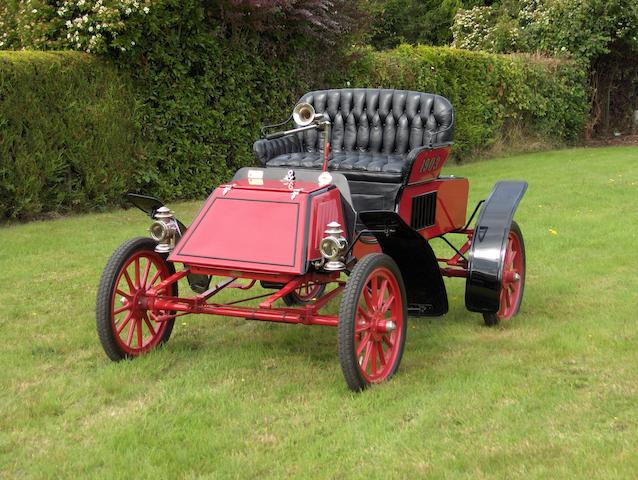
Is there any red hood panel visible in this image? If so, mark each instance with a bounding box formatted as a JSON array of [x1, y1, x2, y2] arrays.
[[169, 184, 312, 274]]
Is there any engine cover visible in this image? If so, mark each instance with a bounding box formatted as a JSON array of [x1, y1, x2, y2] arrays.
[[168, 176, 345, 275]]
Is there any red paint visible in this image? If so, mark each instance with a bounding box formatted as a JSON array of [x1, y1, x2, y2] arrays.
[[292, 281, 325, 302], [495, 229, 524, 320], [398, 177, 469, 239], [110, 250, 173, 356], [170, 183, 313, 274], [307, 187, 344, 261], [354, 266, 404, 383], [407, 146, 451, 184], [143, 272, 341, 328], [352, 236, 382, 260], [322, 142, 331, 171]]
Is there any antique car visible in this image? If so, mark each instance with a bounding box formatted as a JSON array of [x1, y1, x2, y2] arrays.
[[96, 88, 527, 391]]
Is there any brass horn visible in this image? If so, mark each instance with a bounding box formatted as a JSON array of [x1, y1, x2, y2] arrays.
[[293, 102, 317, 126]]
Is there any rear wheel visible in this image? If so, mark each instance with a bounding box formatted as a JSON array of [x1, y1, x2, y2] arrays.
[[483, 221, 526, 326], [338, 254, 407, 391], [283, 281, 326, 306], [96, 237, 178, 360]]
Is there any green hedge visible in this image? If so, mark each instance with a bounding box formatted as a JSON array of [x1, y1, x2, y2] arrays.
[[344, 45, 589, 159], [0, 51, 140, 219], [0, 44, 589, 219]]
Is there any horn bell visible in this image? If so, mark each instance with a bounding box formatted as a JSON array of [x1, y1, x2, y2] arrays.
[[293, 103, 316, 127]]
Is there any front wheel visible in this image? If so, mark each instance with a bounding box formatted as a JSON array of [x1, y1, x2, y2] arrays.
[[483, 221, 526, 326], [338, 253, 407, 391], [96, 237, 178, 360]]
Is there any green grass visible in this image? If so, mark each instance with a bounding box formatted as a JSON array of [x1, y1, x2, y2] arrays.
[[1, 146, 637, 478]]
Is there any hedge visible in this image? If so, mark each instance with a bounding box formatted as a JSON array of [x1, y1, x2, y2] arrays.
[[0, 51, 140, 219], [344, 45, 589, 159], [0, 45, 589, 219]]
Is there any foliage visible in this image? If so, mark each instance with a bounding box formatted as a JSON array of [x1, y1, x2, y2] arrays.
[[0, 0, 358, 53], [115, 0, 333, 200], [0, 0, 152, 53], [214, 0, 359, 41], [365, 0, 486, 50], [0, 51, 140, 219], [346, 45, 588, 159], [451, 0, 638, 135], [0, 1, 590, 218], [451, 0, 638, 62], [0, 0, 353, 212]]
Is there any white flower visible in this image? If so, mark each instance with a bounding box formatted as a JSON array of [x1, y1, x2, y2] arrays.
[[88, 26, 93, 32], [31, 8, 38, 13], [131, 41, 135, 46], [143, 6, 149, 14]]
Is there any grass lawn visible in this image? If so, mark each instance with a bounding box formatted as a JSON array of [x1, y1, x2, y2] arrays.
[[1, 146, 637, 478]]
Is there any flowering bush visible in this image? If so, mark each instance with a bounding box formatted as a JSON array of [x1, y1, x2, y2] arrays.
[[1, 0, 360, 53], [452, 0, 638, 134], [452, 0, 638, 62], [56, 0, 152, 53], [0, 0, 152, 53]]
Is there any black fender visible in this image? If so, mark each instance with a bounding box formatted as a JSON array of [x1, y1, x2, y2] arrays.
[[126, 193, 210, 293], [127, 193, 187, 232], [358, 211, 448, 317], [465, 181, 527, 313]]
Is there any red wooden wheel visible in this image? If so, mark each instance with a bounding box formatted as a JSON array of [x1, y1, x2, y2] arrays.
[[283, 281, 326, 305], [338, 254, 407, 391], [484, 221, 526, 326], [97, 237, 177, 360]]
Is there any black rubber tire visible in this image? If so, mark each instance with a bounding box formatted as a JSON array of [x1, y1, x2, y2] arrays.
[[483, 221, 526, 326], [96, 237, 177, 361], [338, 253, 408, 392], [282, 283, 327, 306]]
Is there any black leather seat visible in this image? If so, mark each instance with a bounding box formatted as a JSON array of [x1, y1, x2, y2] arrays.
[[253, 88, 454, 212], [253, 88, 454, 184]]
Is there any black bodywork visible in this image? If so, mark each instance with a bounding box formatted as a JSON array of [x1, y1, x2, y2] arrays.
[[358, 211, 448, 317], [465, 181, 528, 313]]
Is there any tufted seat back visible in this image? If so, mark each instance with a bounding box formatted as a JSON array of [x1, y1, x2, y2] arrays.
[[253, 88, 454, 213], [298, 89, 454, 154]]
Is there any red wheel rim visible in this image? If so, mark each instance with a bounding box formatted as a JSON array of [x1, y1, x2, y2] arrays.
[[496, 231, 524, 320], [294, 282, 323, 302], [354, 267, 404, 383], [110, 251, 172, 356]]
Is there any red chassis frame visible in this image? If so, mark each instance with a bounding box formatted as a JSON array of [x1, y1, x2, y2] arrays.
[[140, 232, 474, 329], [137, 152, 476, 330]]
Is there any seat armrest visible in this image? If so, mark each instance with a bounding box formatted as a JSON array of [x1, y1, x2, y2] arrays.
[[406, 145, 430, 164], [252, 135, 302, 166], [406, 142, 453, 163], [405, 143, 453, 184]]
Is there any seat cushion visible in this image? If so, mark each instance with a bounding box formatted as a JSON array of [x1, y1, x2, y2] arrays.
[[266, 151, 410, 183]]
